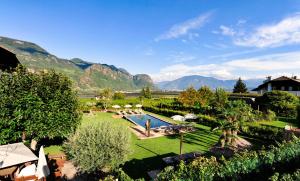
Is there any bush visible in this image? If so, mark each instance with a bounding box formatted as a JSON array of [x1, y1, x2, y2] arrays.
[[264, 110, 277, 121], [157, 137, 300, 181], [64, 121, 131, 173], [196, 114, 219, 128], [269, 169, 300, 181], [241, 124, 285, 141], [113, 92, 125, 100], [256, 91, 299, 118], [297, 105, 300, 127]]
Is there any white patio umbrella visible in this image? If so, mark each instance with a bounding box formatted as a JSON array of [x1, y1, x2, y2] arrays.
[[112, 105, 121, 109], [171, 115, 185, 121], [124, 105, 132, 109], [135, 104, 143, 108], [184, 113, 198, 120], [0, 143, 38, 169], [36, 146, 50, 179]]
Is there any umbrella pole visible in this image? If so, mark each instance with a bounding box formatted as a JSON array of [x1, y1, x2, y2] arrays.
[[180, 132, 183, 159]]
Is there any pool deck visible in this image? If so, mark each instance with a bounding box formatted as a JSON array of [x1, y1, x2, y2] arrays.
[[129, 124, 175, 139]]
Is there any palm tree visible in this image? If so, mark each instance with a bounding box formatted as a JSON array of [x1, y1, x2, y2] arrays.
[[217, 100, 253, 147]]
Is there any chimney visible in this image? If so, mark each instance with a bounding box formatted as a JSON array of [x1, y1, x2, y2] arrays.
[[264, 76, 272, 83]]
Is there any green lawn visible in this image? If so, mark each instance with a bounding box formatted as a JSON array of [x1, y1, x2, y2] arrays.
[[45, 111, 219, 179], [257, 120, 297, 128]]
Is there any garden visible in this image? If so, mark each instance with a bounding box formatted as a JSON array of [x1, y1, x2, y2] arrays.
[[0, 67, 300, 180]]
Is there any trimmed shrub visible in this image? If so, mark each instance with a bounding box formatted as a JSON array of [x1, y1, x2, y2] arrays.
[[143, 106, 186, 117], [241, 124, 285, 141], [64, 121, 131, 174], [157, 137, 300, 181], [196, 114, 219, 128], [256, 91, 299, 118]]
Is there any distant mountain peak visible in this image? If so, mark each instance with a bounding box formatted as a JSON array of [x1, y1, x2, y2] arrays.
[[156, 75, 263, 91], [0, 36, 154, 93]]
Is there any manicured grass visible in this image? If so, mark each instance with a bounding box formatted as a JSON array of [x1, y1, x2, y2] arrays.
[[44, 145, 64, 155], [258, 120, 297, 128], [84, 112, 219, 178], [45, 111, 219, 179]]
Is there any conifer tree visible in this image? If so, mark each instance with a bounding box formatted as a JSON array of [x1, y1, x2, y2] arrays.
[[233, 77, 248, 93]]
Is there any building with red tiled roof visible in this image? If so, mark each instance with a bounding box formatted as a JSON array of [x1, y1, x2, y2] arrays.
[[253, 76, 300, 96], [0, 46, 20, 71]]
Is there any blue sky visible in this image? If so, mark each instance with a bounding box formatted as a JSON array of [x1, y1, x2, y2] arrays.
[[1, 0, 300, 82]]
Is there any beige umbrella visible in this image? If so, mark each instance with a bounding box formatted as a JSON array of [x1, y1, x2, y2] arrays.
[[36, 146, 50, 179], [171, 115, 185, 121], [184, 113, 198, 120], [124, 105, 132, 108], [112, 105, 121, 109], [135, 104, 143, 108], [0, 143, 38, 169]]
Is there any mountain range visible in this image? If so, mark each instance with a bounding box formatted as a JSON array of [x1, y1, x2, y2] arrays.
[[156, 75, 263, 91], [0, 36, 154, 94]]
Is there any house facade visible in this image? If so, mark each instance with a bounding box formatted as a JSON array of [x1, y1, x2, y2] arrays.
[[0, 46, 20, 71], [253, 76, 300, 96]]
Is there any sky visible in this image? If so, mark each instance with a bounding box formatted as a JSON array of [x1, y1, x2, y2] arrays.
[[1, 0, 300, 82]]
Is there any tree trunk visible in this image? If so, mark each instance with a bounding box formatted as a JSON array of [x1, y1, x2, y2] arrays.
[[30, 139, 38, 151], [231, 130, 238, 147], [22, 131, 26, 142], [226, 129, 232, 145]]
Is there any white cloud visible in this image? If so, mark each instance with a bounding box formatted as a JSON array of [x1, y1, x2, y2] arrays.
[[151, 51, 300, 82], [235, 13, 300, 48], [220, 25, 236, 36], [151, 63, 234, 82], [155, 12, 212, 41], [225, 51, 300, 70], [167, 52, 196, 63]]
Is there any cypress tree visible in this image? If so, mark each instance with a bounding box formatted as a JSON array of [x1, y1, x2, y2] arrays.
[[233, 77, 248, 93]]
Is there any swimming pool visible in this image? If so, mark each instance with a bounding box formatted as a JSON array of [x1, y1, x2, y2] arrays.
[[125, 114, 171, 129]]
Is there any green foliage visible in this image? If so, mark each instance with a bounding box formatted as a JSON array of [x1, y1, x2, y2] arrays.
[[233, 77, 248, 93], [269, 169, 300, 181], [113, 92, 125, 100], [264, 110, 278, 121], [297, 105, 300, 127], [143, 106, 186, 117], [0, 66, 80, 144], [140, 86, 152, 99], [178, 87, 199, 106], [257, 91, 299, 118], [157, 137, 300, 180], [212, 88, 228, 112], [241, 124, 285, 141], [64, 121, 131, 174], [197, 86, 214, 107], [97, 88, 114, 110]]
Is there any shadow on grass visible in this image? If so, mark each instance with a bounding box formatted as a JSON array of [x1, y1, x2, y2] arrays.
[[122, 152, 177, 179]]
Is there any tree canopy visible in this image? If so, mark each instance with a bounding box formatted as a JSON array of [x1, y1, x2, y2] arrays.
[[0, 66, 81, 144], [233, 77, 248, 93], [257, 90, 299, 117]]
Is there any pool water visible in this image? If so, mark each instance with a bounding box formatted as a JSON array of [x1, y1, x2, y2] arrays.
[[126, 114, 171, 128]]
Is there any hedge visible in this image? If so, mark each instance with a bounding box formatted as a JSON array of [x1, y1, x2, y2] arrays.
[[241, 124, 285, 141], [157, 137, 300, 181], [143, 106, 186, 117]]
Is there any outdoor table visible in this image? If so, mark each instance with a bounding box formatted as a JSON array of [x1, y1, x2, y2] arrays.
[[0, 166, 17, 179]]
